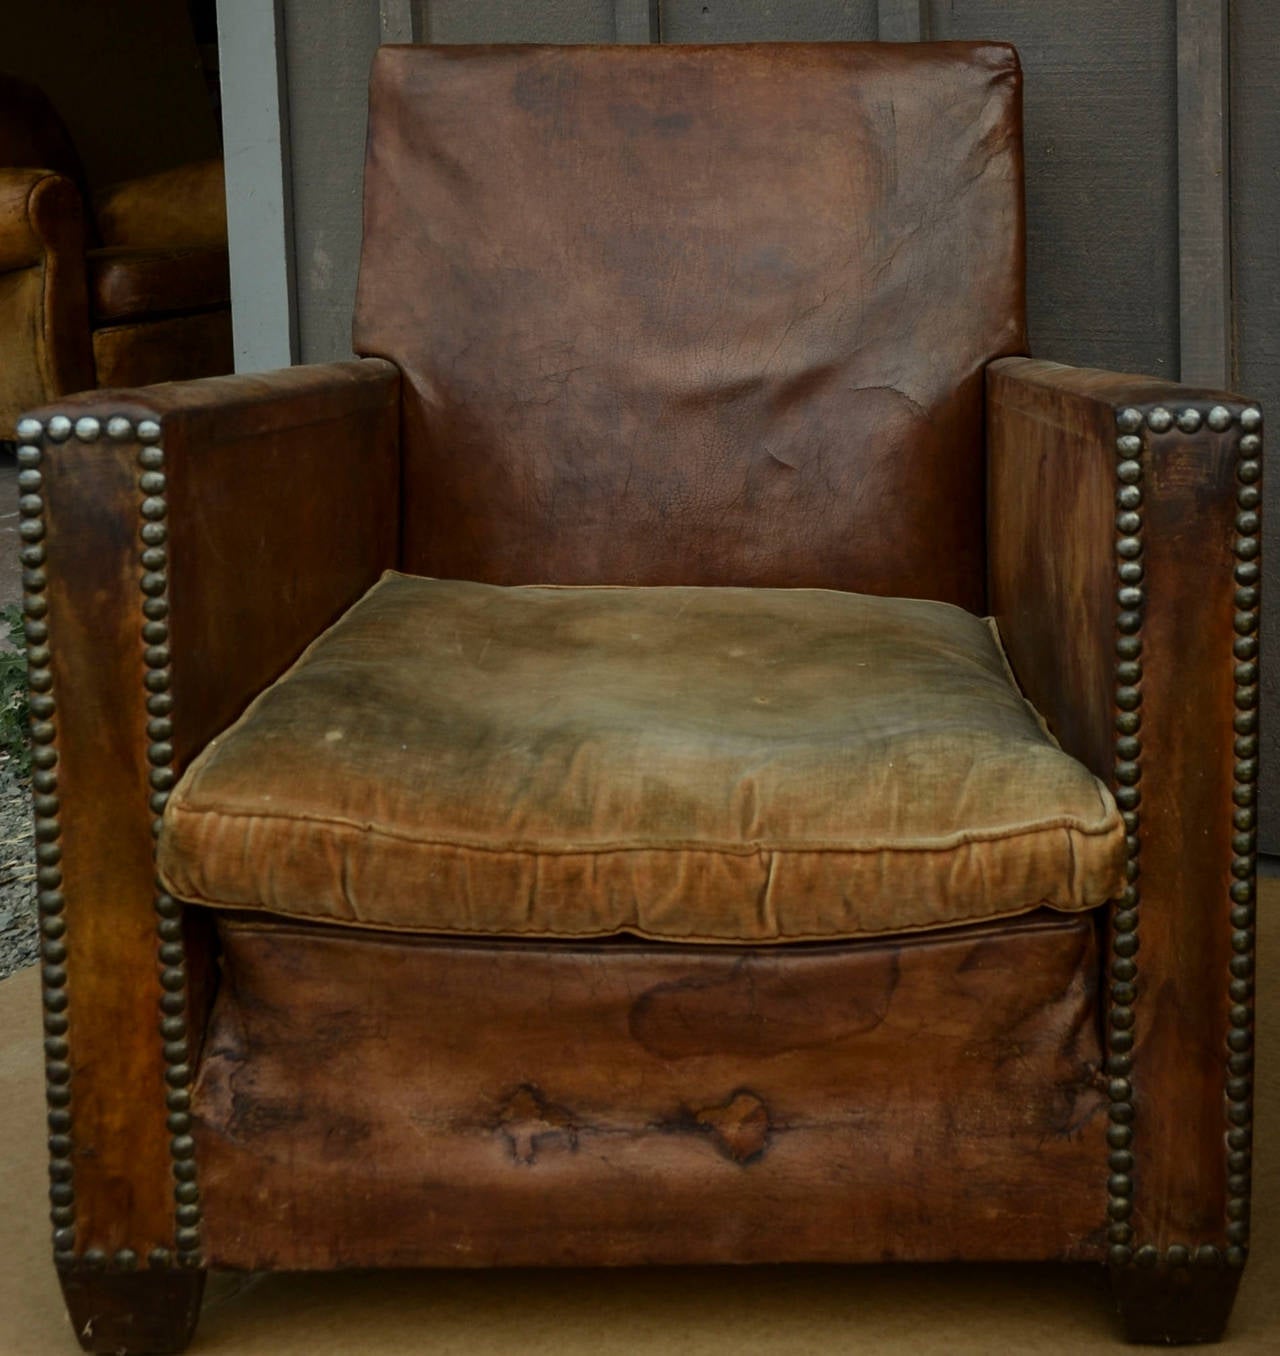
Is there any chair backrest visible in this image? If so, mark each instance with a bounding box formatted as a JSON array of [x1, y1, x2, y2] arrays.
[[355, 42, 1026, 609], [0, 72, 88, 191]]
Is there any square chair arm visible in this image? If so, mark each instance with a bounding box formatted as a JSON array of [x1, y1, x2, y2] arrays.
[[986, 356, 1260, 1278], [16, 357, 399, 1270]]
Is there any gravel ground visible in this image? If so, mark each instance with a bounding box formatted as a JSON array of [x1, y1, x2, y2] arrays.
[[0, 752, 34, 979], [0, 451, 32, 979]]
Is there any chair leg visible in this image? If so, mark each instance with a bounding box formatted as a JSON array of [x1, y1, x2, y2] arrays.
[[58, 1268, 205, 1355], [1111, 1262, 1240, 1345]]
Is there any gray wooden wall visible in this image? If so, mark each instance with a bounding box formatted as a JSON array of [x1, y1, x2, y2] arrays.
[[1233, 0, 1280, 853], [263, 0, 1280, 848]]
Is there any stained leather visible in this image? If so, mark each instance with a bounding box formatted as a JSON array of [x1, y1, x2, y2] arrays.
[[1, 72, 231, 427], [87, 244, 229, 323], [986, 357, 1259, 1244], [93, 159, 227, 250], [158, 572, 1125, 942], [0, 168, 93, 434], [355, 43, 1027, 608], [91, 309, 234, 389], [193, 910, 1108, 1269], [24, 358, 401, 1255], [0, 167, 82, 272]]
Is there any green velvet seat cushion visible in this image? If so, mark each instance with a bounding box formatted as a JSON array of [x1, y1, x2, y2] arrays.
[[158, 572, 1125, 943]]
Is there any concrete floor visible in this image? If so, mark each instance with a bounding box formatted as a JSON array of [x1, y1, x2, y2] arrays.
[[0, 886, 1277, 1354]]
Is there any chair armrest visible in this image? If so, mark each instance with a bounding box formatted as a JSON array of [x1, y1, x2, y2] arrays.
[[0, 169, 93, 433], [16, 357, 399, 1269], [0, 168, 83, 271], [987, 355, 1260, 1268], [92, 159, 227, 250]]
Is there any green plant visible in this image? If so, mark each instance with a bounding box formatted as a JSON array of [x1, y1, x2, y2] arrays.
[[0, 604, 29, 774]]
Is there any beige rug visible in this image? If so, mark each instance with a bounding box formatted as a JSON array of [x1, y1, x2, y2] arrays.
[[2, 887, 1276, 1354]]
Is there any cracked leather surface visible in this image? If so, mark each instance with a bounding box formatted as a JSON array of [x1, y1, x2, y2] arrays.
[[354, 42, 1027, 608]]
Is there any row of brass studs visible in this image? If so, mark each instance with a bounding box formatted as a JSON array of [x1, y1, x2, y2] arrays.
[[14, 412, 199, 1271], [134, 421, 203, 1268], [14, 416, 74, 1268], [1227, 404, 1262, 1270], [1105, 401, 1261, 1271], [1106, 404, 1146, 1266], [1126, 1243, 1234, 1270]]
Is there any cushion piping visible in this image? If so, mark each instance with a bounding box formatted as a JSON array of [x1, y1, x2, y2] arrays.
[[163, 796, 1121, 858], [156, 883, 1086, 946]]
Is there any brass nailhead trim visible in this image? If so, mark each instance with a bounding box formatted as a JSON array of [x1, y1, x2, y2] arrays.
[[15, 423, 75, 1267], [19, 411, 201, 1272], [134, 427, 202, 1269], [1225, 405, 1261, 1271], [1106, 402, 1260, 1272], [1106, 406, 1145, 1265], [24, 400, 1259, 1277]]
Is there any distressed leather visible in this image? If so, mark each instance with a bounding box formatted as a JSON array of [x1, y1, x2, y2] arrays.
[[25, 40, 1262, 1320], [355, 42, 1027, 607], [0, 75, 95, 429], [986, 357, 1261, 1256], [91, 310, 234, 389], [88, 244, 230, 323], [1, 71, 231, 429], [93, 158, 228, 250], [0, 169, 93, 433], [23, 358, 401, 1259], [158, 573, 1125, 942], [192, 910, 1109, 1268], [0, 168, 85, 272]]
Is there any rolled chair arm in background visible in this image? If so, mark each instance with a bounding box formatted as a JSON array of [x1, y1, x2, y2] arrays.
[[0, 168, 93, 432], [0, 168, 84, 273]]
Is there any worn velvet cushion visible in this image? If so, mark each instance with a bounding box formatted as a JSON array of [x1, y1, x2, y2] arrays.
[[158, 573, 1125, 943]]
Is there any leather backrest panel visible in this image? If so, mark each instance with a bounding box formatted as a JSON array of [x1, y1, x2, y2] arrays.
[[355, 43, 1026, 605], [0, 73, 87, 191]]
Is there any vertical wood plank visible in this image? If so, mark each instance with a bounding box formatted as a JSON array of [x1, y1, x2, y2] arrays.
[[661, 2, 877, 42], [1176, 0, 1233, 387], [1230, 0, 1280, 853], [215, 0, 298, 371], [877, 0, 927, 41], [379, 0, 419, 43], [282, 1, 382, 364], [615, 0, 660, 42], [422, 2, 615, 43], [929, 1, 1179, 379]]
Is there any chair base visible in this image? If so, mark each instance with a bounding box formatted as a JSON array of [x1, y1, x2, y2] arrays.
[[59, 1268, 204, 1356], [193, 911, 1109, 1270], [1111, 1263, 1240, 1345]]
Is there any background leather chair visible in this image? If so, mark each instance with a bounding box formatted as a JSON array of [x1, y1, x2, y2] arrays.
[[17, 42, 1260, 1351], [0, 72, 231, 437]]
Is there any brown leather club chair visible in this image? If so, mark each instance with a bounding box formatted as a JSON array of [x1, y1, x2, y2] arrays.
[[17, 42, 1261, 1351], [0, 72, 232, 438]]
